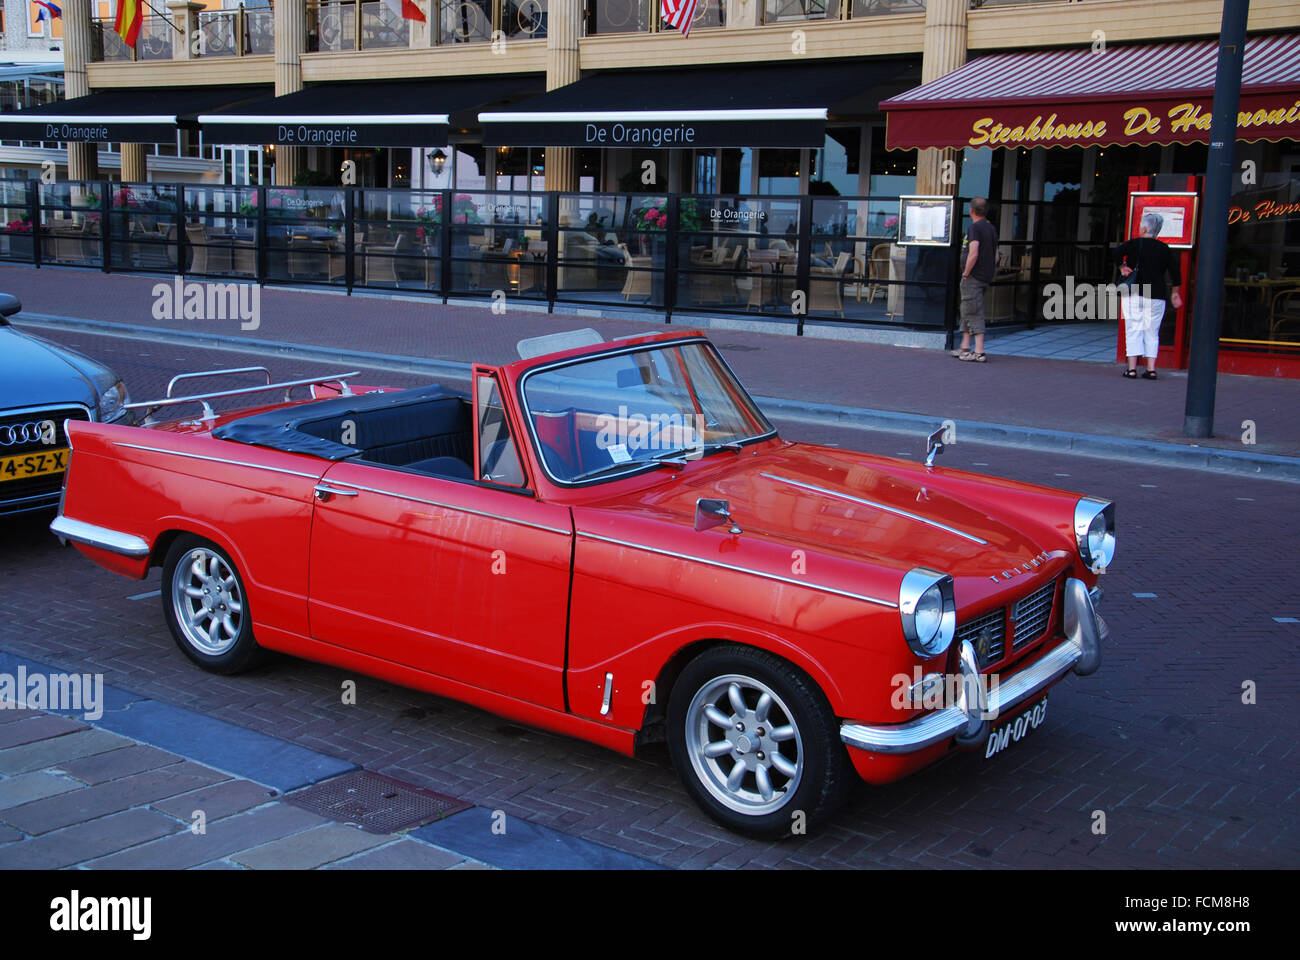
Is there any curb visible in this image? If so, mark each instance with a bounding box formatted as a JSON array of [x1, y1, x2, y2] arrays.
[[18, 311, 1300, 483]]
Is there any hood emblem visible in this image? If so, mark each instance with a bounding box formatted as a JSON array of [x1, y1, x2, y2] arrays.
[[989, 552, 1051, 583]]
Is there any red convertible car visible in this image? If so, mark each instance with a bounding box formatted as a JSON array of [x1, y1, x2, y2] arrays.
[[51, 329, 1111, 836]]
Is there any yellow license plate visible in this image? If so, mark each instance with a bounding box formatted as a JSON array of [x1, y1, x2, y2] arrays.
[[0, 448, 69, 482]]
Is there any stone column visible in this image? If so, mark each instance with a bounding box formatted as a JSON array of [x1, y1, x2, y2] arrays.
[[914, 0, 967, 197], [543, 0, 581, 191], [62, 0, 98, 180], [120, 144, 148, 182], [275, 0, 308, 185]]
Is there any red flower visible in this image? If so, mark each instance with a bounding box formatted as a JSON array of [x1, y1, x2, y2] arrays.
[[415, 226, 426, 240]]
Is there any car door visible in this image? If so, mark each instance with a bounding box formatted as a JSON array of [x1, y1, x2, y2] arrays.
[[305, 374, 571, 711]]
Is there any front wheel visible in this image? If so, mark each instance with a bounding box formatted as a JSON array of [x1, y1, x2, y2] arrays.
[[667, 646, 853, 838], [161, 536, 264, 675]]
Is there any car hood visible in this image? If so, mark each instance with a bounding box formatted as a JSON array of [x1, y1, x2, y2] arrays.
[[574, 440, 1074, 594], [0, 327, 104, 411]]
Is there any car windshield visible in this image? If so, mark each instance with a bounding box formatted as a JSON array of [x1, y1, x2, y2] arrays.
[[521, 340, 774, 484]]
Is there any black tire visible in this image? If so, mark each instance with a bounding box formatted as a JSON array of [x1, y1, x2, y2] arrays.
[[161, 535, 265, 675], [666, 645, 853, 838]]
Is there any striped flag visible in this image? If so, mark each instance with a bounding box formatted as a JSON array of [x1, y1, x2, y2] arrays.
[[114, 0, 142, 47], [661, 0, 699, 37], [33, 1, 63, 23], [382, 0, 426, 22]]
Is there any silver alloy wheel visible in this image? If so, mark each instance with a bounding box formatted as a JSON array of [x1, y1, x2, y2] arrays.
[[684, 673, 804, 816], [170, 547, 244, 657]]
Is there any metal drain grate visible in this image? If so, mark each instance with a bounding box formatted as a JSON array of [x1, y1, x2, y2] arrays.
[[286, 771, 471, 834]]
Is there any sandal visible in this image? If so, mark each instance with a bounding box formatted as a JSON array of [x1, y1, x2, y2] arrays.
[[1123, 369, 1138, 378], [1142, 371, 1158, 380], [959, 352, 987, 363], [952, 350, 970, 359]]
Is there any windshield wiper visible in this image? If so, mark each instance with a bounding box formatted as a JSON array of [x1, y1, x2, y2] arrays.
[[573, 449, 690, 483], [700, 441, 743, 454]]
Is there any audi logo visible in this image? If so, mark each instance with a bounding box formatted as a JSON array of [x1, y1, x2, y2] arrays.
[[0, 420, 56, 446]]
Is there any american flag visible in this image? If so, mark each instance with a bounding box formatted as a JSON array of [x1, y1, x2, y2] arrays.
[[661, 0, 700, 37]]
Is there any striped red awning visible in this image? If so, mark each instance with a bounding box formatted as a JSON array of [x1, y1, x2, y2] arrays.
[[881, 32, 1300, 150]]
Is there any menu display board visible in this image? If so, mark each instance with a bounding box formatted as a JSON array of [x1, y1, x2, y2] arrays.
[[1127, 191, 1199, 249], [896, 196, 955, 247]]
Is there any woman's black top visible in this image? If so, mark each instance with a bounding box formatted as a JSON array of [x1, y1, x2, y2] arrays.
[[1113, 237, 1181, 301]]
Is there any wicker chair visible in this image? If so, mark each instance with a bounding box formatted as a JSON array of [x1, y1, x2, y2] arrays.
[[619, 242, 652, 301], [866, 243, 892, 303]]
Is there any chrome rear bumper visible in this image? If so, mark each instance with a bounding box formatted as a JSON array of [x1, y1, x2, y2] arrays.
[[840, 577, 1105, 755], [50, 514, 151, 558]]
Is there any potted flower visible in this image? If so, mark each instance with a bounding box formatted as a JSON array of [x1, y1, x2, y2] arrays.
[[4, 217, 33, 259]]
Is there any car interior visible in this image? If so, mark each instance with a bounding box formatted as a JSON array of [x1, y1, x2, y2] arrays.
[[212, 385, 478, 481]]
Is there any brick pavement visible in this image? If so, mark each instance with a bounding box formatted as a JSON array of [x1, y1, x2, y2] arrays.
[[0, 704, 487, 870], [0, 332, 1295, 868], [3, 263, 1298, 458]]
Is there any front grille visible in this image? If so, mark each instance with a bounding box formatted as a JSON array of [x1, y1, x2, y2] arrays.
[[1012, 578, 1057, 650], [0, 406, 87, 453], [0, 406, 88, 511], [957, 607, 1006, 669]]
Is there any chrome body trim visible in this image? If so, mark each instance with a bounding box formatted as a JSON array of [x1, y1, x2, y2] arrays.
[[579, 531, 897, 609], [114, 442, 323, 480], [760, 474, 989, 545], [315, 479, 572, 536], [50, 515, 150, 558], [840, 578, 1102, 754]]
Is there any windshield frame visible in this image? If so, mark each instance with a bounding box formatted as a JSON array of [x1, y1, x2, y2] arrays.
[[516, 336, 777, 488]]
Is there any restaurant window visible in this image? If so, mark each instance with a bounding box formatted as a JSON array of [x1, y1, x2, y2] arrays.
[[720, 148, 749, 195], [758, 148, 800, 195], [456, 145, 488, 189], [576, 147, 600, 192], [810, 127, 860, 197], [850, 0, 925, 16], [869, 125, 915, 195]]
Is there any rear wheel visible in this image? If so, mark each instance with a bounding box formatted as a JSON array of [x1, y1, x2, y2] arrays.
[[161, 536, 264, 675], [667, 645, 852, 838]]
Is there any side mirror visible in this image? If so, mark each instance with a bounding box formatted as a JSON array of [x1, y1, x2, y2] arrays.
[[925, 425, 946, 467], [0, 293, 21, 319], [695, 498, 741, 535]]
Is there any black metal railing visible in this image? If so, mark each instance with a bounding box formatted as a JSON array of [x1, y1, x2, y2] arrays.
[[0, 179, 1131, 338]]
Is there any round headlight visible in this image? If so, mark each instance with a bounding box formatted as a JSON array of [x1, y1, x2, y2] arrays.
[[899, 568, 956, 658], [98, 380, 128, 423], [1074, 498, 1115, 570]]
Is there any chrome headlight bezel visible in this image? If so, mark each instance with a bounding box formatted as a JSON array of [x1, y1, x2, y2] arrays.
[[899, 567, 956, 658], [97, 380, 129, 423], [1074, 497, 1116, 571]]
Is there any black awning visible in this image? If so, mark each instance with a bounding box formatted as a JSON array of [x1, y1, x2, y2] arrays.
[[0, 85, 269, 142], [479, 59, 920, 149], [198, 76, 543, 148]]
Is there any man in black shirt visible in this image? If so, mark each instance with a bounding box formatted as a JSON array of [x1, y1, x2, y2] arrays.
[[956, 197, 999, 362]]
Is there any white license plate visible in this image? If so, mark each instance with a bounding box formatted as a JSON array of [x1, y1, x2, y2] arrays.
[[984, 696, 1048, 759]]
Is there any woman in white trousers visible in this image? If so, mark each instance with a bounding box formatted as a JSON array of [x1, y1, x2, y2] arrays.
[[1115, 212, 1184, 380]]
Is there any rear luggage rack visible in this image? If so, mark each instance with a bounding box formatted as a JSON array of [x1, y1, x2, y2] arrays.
[[125, 367, 361, 424]]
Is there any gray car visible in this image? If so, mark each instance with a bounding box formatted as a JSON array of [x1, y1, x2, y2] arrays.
[[0, 293, 131, 517]]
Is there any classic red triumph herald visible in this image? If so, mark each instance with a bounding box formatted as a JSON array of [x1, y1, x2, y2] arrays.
[[51, 329, 1111, 837]]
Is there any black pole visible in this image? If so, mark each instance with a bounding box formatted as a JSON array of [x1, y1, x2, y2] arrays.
[[1184, 0, 1250, 438]]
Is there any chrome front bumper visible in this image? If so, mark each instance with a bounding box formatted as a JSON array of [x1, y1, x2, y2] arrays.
[[840, 577, 1106, 755]]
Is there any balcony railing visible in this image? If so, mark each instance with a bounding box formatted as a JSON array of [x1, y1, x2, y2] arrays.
[[196, 7, 275, 57], [89, 16, 178, 62]]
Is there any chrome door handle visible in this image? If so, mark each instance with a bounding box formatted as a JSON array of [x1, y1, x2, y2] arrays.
[[314, 484, 359, 502]]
